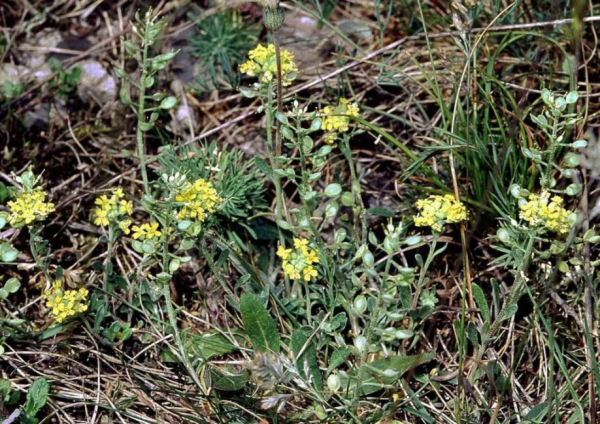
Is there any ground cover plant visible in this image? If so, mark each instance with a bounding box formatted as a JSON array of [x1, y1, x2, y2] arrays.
[[0, 0, 599, 423]]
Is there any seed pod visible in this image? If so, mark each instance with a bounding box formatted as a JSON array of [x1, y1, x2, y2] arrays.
[[263, 6, 285, 32], [353, 295, 367, 314], [327, 374, 341, 391], [354, 335, 367, 352], [497, 228, 511, 244]]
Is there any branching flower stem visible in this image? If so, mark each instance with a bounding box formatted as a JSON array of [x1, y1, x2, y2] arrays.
[[159, 202, 206, 394]]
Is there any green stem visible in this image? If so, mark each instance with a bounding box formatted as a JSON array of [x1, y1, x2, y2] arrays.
[[265, 85, 286, 226], [199, 240, 237, 303], [340, 136, 367, 246], [156, 202, 205, 392], [103, 226, 114, 295], [265, 83, 289, 292], [272, 32, 284, 158], [485, 234, 535, 342], [411, 232, 439, 309], [351, 277, 384, 411], [161, 284, 205, 392], [137, 38, 150, 196], [542, 114, 559, 189], [28, 226, 51, 281]]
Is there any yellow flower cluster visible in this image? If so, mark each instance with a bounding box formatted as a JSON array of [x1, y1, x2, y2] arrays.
[[43, 281, 89, 323], [519, 192, 574, 234], [277, 238, 319, 281], [7, 189, 55, 227], [240, 44, 298, 86], [132, 222, 162, 240], [320, 98, 360, 144], [175, 178, 220, 222], [414, 194, 468, 232], [92, 187, 133, 234]]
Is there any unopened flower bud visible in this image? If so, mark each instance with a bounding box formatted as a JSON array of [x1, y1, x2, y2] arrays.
[[263, 6, 285, 32]]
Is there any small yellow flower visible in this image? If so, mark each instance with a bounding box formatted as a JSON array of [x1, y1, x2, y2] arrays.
[[119, 200, 133, 216], [176, 178, 220, 224], [132, 224, 146, 240], [43, 280, 89, 323], [95, 195, 115, 209], [276, 245, 292, 260], [278, 237, 320, 281], [144, 222, 162, 239], [320, 98, 360, 144], [7, 186, 55, 227], [519, 191, 574, 234], [240, 44, 299, 86], [92, 190, 134, 229], [413, 194, 468, 232], [93, 208, 110, 226], [118, 219, 132, 235], [112, 187, 125, 198]]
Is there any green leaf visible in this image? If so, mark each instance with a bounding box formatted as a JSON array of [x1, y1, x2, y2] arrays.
[[466, 321, 479, 348], [254, 156, 272, 179], [498, 304, 518, 323], [281, 126, 294, 140], [325, 201, 339, 217], [141, 239, 157, 254], [324, 183, 342, 197], [0, 378, 11, 403], [177, 220, 192, 231], [151, 51, 178, 70], [187, 332, 237, 360], [239, 86, 258, 98], [277, 220, 293, 230], [0, 242, 18, 262], [131, 240, 143, 253], [0, 288, 8, 299], [565, 91, 579, 105], [359, 353, 434, 395], [168, 259, 180, 273], [327, 348, 351, 375], [156, 272, 172, 283], [159, 96, 178, 109], [565, 183, 582, 196], [366, 207, 395, 218], [525, 401, 549, 421], [211, 367, 249, 391], [25, 378, 49, 416], [472, 283, 490, 322], [139, 121, 153, 132], [291, 328, 322, 389], [4, 278, 20, 294], [240, 293, 280, 352], [143, 75, 155, 88], [310, 118, 322, 132], [179, 238, 195, 251], [119, 79, 132, 105], [276, 112, 288, 125], [0, 212, 7, 230]]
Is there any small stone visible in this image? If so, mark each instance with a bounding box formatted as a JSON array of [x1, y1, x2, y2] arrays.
[[76, 60, 117, 104], [0, 63, 28, 86]]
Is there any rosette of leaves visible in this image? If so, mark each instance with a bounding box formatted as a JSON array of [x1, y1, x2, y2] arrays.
[[188, 8, 258, 92]]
